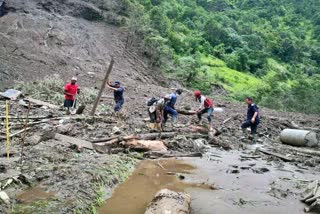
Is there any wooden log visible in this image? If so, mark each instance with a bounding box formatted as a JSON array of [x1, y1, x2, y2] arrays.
[[90, 58, 114, 116], [0, 128, 32, 140], [90, 136, 118, 143], [287, 146, 320, 157], [144, 151, 202, 159], [145, 189, 191, 214], [91, 132, 176, 144], [54, 133, 94, 150], [24, 97, 59, 109], [125, 140, 167, 152], [0, 115, 53, 120], [176, 109, 196, 115], [258, 148, 294, 162]]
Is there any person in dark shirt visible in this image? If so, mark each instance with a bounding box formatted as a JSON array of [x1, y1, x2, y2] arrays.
[[163, 89, 182, 126], [107, 80, 124, 112], [241, 97, 260, 143]]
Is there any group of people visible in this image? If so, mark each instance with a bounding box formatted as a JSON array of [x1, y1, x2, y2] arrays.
[[147, 89, 215, 132], [63, 77, 260, 143]]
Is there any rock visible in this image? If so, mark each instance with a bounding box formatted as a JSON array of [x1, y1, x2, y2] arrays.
[[112, 126, 121, 135], [0, 191, 10, 204], [56, 124, 74, 134], [145, 189, 191, 214], [0, 164, 6, 173], [193, 139, 207, 152], [26, 134, 42, 146]]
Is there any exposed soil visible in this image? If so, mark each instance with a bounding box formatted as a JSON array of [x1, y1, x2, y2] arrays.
[[0, 0, 320, 213]]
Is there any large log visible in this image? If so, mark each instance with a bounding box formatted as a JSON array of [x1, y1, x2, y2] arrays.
[[145, 189, 191, 214], [54, 133, 94, 150], [258, 148, 294, 162], [144, 151, 202, 159], [24, 97, 59, 109], [91, 132, 176, 145], [280, 129, 318, 147]]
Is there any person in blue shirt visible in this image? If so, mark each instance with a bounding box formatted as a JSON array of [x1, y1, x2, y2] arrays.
[[241, 97, 260, 143], [107, 80, 124, 112], [163, 89, 183, 125]]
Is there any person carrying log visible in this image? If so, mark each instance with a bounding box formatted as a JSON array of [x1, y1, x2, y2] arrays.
[[64, 77, 80, 115], [163, 89, 183, 126], [241, 97, 260, 143], [106, 80, 124, 112], [194, 91, 214, 130], [147, 95, 170, 131]]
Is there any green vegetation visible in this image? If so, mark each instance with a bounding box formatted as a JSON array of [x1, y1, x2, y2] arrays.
[[16, 75, 98, 106], [120, 0, 320, 114]]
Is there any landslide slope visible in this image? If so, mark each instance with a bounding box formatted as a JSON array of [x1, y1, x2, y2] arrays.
[[0, 0, 166, 90]]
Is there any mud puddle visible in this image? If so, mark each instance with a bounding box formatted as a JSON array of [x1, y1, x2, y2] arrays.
[[16, 187, 55, 203], [184, 148, 320, 214], [98, 159, 213, 214]]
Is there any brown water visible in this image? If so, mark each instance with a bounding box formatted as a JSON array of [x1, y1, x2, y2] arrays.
[[99, 146, 320, 214], [98, 159, 212, 214], [16, 187, 55, 203]]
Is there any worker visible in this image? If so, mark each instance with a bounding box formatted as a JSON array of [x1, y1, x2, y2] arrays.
[[0, 0, 5, 17], [163, 89, 183, 125], [147, 97, 166, 131], [241, 97, 260, 143], [64, 77, 80, 115], [194, 91, 214, 130], [107, 80, 124, 112]]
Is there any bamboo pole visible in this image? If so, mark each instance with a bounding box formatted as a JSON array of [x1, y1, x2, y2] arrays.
[[5, 101, 10, 159], [20, 102, 31, 163], [90, 57, 115, 116]]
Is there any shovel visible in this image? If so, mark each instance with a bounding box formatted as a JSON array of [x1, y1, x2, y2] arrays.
[[71, 95, 86, 115], [70, 95, 77, 115]]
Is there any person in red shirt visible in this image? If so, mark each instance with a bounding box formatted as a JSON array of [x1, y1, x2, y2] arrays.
[[64, 77, 80, 115], [194, 90, 214, 130]]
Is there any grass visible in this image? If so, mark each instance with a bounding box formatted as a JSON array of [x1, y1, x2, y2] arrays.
[[198, 55, 268, 99], [15, 75, 98, 106], [12, 155, 137, 214]]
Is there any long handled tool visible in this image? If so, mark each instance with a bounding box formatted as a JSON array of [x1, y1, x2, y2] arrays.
[[70, 95, 77, 115]]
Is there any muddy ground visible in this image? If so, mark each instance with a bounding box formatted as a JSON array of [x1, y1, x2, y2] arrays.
[[1, 0, 320, 213]]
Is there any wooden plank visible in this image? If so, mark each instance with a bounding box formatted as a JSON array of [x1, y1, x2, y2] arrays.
[[25, 97, 59, 109], [258, 148, 294, 162], [54, 133, 94, 150]]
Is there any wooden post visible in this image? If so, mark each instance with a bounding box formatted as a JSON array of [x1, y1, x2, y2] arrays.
[[90, 57, 115, 116], [5, 101, 10, 159], [20, 102, 31, 163]]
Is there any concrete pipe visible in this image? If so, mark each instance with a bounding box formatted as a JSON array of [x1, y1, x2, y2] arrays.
[[280, 129, 318, 147]]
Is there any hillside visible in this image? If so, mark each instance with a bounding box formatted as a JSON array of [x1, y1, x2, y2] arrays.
[[122, 0, 320, 114], [0, 0, 320, 213]]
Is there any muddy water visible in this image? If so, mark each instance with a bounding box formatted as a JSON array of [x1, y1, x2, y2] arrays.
[[16, 187, 55, 203], [100, 147, 320, 214], [98, 159, 212, 214], [185, 148, 320, 214]]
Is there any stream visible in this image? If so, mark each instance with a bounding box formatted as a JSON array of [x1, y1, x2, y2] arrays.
[[99, 146, 319, 214]]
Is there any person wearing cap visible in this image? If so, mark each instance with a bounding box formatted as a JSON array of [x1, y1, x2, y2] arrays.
[[64, 77, 80, 115], [148, 97, 167, 131], [107, 80, 124, 112], [163, 89, 183, 125], [194, 90, 214, 130]]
